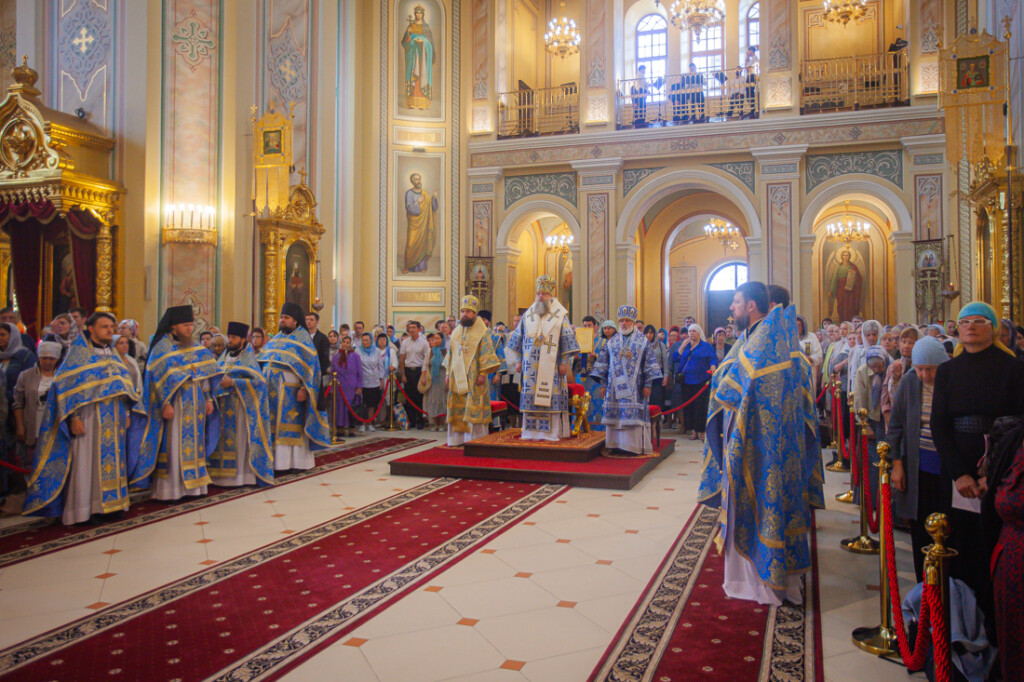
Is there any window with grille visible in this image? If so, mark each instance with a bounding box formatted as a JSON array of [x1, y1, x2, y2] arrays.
[[690, 25, 724, 98], [747, 4, 760, 53], [636, 14, 668, 100]]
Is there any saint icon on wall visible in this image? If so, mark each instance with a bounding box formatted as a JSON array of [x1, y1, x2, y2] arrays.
[[825, 246, 866, 322], [402, 4, 436, 110], [284, 242, 311, 309], [403, 172, 438, 274]]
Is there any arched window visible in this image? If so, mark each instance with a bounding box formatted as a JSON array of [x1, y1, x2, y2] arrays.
[[690, 25, 725, 97], [636, 14, 668, 98], [746, 3, 760, 52], [707, 262, 749, 291]]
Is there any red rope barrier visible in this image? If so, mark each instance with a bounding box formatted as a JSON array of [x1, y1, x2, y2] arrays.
[[834, 387, 847, 462], [333, 377, 391, 424], [659, 381, 710, 416], [861, 428, 879, 534], [928, 582, 953, 682], [816, 381, 828, 403], [395, 380, 433, 417], [0, 458, 31, 475]]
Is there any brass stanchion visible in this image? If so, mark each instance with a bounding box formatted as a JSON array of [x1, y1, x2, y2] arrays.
[[384, 372, 400, 431], [835, 389, 857, 501], [841, 408, 879, 554], [330, 370, 344, 445], [923, 513, 957, 677], [826, 376, 851, 473], [852, 441, 899, 655]]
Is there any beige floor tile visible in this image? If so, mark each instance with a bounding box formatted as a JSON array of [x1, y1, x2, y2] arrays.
[[439, 576, 558, 619], [352, 589, 463, 639], [519, 646, 606, 682], [476, 524, 558, 551], [568, 530, 663, 562], [528, 562, 642, 603], [430, 552, 520, 587], [494, 541, 597, 574], [530, 514, 623, 541], [360, 624, 505, 681], [278, 635, 380, 682], [474, 607, 609, 661], [573, 591, 644, 633]]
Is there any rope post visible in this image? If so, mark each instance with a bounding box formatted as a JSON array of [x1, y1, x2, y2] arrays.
[[826, 376, 851, 473], [329, 371, 345, 445], [835, 387, 857, 500], [841, 408, 880, 554], [852, 441, 900, 656], [384, 370, 400, 431], [924, 513, 957, 680]]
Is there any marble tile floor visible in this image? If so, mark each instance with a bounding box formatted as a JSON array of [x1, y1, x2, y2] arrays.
[[0, 431, 914, 681]]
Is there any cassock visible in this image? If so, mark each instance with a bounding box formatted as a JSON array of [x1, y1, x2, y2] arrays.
[[444, 316, 501, 446], [23, 332, 144, 525], [698, 305, 824, 605], [210, 345, 275, 487], [590, 323, 663, 455], [137, 334, 222, 501], [505, 298, 580, 440], [258, 326, 330, 470]]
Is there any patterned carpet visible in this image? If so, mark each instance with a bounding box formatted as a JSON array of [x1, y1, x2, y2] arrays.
[[590, 506, 823, 682], [0, 478, 567, 681], [0, 437, 429, 569]]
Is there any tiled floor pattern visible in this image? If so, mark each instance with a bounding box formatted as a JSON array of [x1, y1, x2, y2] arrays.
[[0, 432, 912, 681]]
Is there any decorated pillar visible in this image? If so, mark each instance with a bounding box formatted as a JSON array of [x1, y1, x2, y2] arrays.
[[751, 145, 806, 301], [581, 0, 613, 132], [572, 157, 621, 321], [469, 0, 494, 137], [760, 0, 798, 116]]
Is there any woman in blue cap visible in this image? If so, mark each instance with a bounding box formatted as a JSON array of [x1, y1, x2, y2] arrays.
[[931, 301, 1024, 636]]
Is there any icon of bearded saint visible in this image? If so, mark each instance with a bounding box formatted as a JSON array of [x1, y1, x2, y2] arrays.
[[827, 248, 864, 322]]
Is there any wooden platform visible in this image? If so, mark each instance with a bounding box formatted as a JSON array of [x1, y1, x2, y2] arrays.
[[389, 439, 676, 490], [462, 429, 606, 463]]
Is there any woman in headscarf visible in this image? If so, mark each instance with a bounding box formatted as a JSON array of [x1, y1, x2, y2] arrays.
[[881, 326, 918, 428], [797, 315, 823, 395], [112, 334, 142, 393], [672, 323, 716, 440], [328, 329, 341, 356], [847, 319, 880, 396], [330, 333, 363, 437], [999, 318, 1024, 360], [117, 319, 148, 364], [0, 322, 36, 404], [886, 336, 951, 582], [376, 332, 399, 425], [423, 331, 447, 431], [644, 324, 671, 413], [42, 313, 76, 365], [355, 332, 385, 432], [711, 327, 732, 363], [854, 344, 891, 501]]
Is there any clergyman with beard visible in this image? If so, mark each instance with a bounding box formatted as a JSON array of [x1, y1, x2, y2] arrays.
[[209, 322, 274, 487], [136, 305, 223, 502], [505, 275, 580, 441], [257, 302, 329, 471], [442, 295, 501, 446], [590, 305, 663, 456]]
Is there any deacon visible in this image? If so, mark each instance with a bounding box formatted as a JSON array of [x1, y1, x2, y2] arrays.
[[590, 305, 663, 456], [209, 322, 275, 487], [443, 295, 501, 446], [698, 281, 824, 605], [505, 275, 580, 440], [23, 313, 144, 525], [258, 302, 329, 470], [137, 305, 222, 501]]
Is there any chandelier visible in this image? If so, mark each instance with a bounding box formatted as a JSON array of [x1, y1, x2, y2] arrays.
[[661, 0, 724, 38], [545, 233, 575, 253], [822, 0, 868, 26], [544, 1, 580, 60], [825, 201, 870, 245], [703, 218, 742, 251]]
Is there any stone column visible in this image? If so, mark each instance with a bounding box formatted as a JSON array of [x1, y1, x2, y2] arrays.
[[751, 144, 807, 303], [493, 244, 521, 327], [581, 0, 614, 132], [616, 243, 639, 308], [470, 0, 496, 139], [890, 232, 916, 322], [572, 157, 621, 321], [467, 167, 503, 257], [759, 0, 798, 117]]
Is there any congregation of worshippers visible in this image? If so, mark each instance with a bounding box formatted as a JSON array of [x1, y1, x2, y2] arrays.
[[2, 276, 1024, 677]]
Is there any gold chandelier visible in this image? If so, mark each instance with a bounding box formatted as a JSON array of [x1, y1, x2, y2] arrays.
[[822, 0, 868, 26], [544, 1, 580, 60], [825, 201, 871, 245], [704, 218, 742, 251], [664, 0, 724, 38]]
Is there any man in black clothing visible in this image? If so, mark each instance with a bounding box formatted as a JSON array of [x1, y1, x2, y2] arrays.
[[931, 301, 1024, 639], [305, 312, 331, 374]]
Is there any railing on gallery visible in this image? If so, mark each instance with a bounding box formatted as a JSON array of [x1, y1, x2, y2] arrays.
[[497, 83, 580, 139], [615, 67, 760, 130], [800, 49, 910, 114]]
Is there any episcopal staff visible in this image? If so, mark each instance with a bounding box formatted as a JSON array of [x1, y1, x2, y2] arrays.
[[258, 302, 329, 471], [590, 305, 663, 456], [504, 276, 579, 441], [136, 305, 222, 502], [24, 313, 144, 525], [443, 295, 501, 446], [210, 322, 274, 487]]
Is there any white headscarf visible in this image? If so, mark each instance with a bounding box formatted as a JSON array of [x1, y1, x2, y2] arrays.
[[687, 323, 707, 342]]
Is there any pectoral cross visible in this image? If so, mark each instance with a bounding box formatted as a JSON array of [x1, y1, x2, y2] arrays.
[[620, 348, 633, 360], [727, 315, 734, 324], [540, 335, 559, 353]]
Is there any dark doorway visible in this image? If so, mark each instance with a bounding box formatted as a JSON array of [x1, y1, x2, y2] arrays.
[[705, 262, 748, 332]]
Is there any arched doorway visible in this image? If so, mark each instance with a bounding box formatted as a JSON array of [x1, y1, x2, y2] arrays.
[[705, 261, 748, 332]]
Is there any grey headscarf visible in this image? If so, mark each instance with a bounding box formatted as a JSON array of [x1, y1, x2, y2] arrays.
[[0, 321, 26, 360]]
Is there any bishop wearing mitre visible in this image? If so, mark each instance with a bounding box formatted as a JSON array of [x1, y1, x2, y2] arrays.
[[443, 294, 501, 446]]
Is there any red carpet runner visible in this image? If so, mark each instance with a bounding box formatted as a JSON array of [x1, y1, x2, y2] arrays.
[[0, 478, 565, 681], [590, 506, 823, 681], [0, 437, 428, 569]]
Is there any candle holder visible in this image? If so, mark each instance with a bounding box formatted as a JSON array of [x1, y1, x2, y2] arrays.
[[162, 203, 218, 245]]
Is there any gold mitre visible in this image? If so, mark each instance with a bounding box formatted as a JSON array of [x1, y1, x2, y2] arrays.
[[535, 275, 557, 295], [460, 294, 480, 313]]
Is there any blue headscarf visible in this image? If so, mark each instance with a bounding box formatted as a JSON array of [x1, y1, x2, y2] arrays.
[[957, 301, 998, 326]]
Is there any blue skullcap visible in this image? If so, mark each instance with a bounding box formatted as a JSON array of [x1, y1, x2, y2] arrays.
[[957, 301, 999, 327], [911, 336, 949, 366]]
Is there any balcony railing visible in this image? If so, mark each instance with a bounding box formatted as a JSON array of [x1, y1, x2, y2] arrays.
[[800, 49, 909, 114], [498, 83, 579, 139], [615, 67, 760, 129]]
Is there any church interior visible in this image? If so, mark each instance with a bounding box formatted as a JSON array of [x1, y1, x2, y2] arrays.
[[0, 0, 1023, 680]]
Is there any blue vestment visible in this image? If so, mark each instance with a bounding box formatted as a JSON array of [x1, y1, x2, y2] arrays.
[[505, 306, 580, 434], [698, 306, 825, 592], [258, 327, 330, 450], [211, 347, 275, 486], [23, 335, 144, 517], [590, 330, 663, 427], [135, 336, 222, 490]]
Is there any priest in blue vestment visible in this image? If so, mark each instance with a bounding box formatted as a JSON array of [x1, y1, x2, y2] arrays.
[[258, 302, 330, 470], [590, 305, 663, 456], [210, 322, 275, 487], [24, 313, 144, 525], [505, 276, 580, 440], [698, 281, 824, 605], [136, 305, 223, 501]]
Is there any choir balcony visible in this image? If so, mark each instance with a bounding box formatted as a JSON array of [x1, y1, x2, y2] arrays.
[[800, 48, 910, 114], [498, 82, 580, 139], [616, 66, 760, 129]]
